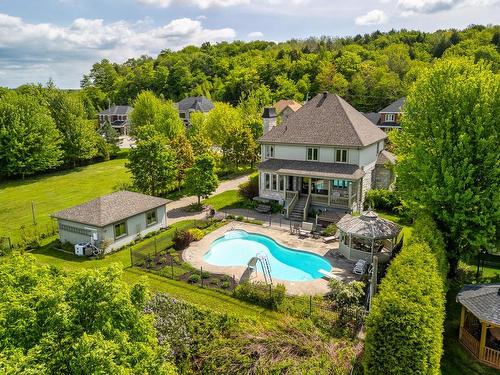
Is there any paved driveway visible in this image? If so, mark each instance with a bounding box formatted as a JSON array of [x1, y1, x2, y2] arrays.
[[166, 174, 251, 224]]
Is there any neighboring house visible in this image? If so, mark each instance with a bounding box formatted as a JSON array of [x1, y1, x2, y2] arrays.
[[51, 191, 169, 252], [176, 96, 214, 127], [98, 105, 133, 135], [363, 97, 405, 132], [258, 92, 390, 220], [274, 99, 302, 123], [373, 150, 396, 190]]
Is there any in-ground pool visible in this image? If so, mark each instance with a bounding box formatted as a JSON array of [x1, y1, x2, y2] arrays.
[[203, 230, 331, 281]]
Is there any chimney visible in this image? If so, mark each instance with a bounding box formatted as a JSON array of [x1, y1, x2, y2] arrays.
[[262, 107, 277, 134], [323, 91, 328, 98]]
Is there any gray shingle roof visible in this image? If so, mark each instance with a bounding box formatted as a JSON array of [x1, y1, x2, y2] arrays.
[[376, 150, 396, 166], [337, 211, 401, 239], [363, 112, 380, 125], [379, 97, 405, 113], [258, 158, 365, 180], [98, 105, 133, 116], [457, 284, 500, 325], [259, 92, 387, 147], [51, 191, 170, 227], [177, 96, 214, 112]]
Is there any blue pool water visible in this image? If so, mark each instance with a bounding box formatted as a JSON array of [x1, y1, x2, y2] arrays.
[[203, 230, 331, 281]]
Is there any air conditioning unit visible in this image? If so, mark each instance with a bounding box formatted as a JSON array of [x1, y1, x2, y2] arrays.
[[74, 243, 89, 256]]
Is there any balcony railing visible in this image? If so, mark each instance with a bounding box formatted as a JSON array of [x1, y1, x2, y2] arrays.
[[459, 327, 500, 369], [460, 328, 480, 357], [484, 346, 500, 369]]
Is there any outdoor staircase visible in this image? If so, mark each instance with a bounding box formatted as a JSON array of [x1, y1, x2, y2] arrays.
[[289, 195, 308, 222]]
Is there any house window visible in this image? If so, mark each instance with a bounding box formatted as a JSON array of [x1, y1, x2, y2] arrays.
[[264, 173, 270, 189], [336, 149, 348, 163], [386, 113, 395, 122], [265, 145, 275, 158], [307, 147, 319, 161], [146, 210, 157, 226], [272, 174, 278, 190], [179, 112, 186, 118], [114, 221, 127, 239], [332, 179, 349, 189], [279, 175, 285, 191]]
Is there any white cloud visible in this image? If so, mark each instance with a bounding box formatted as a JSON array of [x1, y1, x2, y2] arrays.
[[137, 0, 309, 9], [0, 13, 236, 88], [396, 0, 498, 14], [355, 9, 388, 25], [248, 31, 264, 38]]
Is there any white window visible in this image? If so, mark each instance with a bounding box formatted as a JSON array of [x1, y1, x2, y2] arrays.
[[336, 149, 348, 163], [265, 145, 275, 158], [386, 113, 395, 122], [307, 147, 319, 161], [264, 173, 270, 189], [146, 210, 157, 226], [114, 221, 127, 239]]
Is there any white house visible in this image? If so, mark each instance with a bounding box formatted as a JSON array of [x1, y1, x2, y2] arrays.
[[51, 191, 169, 252], [257, 92, 393, 221]]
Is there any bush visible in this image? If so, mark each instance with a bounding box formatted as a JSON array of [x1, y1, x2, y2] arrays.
[[188, 228, 204, 241], [187, 274, 201, 284], [201, 271, 210, 279], [238, 174, 259, 200], [364, 189, 401, 213], [322, 223, 337, 236], [363, 230, 446, 374], [173, 229, 194, 250], [233, 282, 286, 310]]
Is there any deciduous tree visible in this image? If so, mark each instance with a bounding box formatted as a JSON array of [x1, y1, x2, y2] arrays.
[[185, 153, 219, 204]]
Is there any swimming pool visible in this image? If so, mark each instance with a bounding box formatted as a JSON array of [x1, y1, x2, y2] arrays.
[[203, 230, 331, 281]]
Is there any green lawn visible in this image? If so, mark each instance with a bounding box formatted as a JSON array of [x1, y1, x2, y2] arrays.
[[202, 190, 245, 210], [0, 154, 130, 244]]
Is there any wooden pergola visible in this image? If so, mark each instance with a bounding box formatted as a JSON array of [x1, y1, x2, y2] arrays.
[[457, 283, 500, 369]]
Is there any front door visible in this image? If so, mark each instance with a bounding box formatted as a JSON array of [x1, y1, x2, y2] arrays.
[[287, 176, 294, 191], [301, 177, 310, 195]]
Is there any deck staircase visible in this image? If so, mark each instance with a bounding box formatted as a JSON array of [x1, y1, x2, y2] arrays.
[[289, 195, 308, 222]]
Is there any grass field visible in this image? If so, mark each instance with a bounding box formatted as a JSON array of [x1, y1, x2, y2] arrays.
[[0, 154, 130, 244]]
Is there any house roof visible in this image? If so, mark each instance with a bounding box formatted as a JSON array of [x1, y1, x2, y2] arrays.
[[457, 284, 500, 326], [274, 99, 302, 113], [258, 158, 365, 180], [51, 191, 170, 227], [363, 112, 380, 125], [337, 211, 401, 239], [379, 97, 406, 114], [177, 96, 214, 112], [376, 150, 396, 166], [259, 92, 387, 147], [98, 105, 132, 116]]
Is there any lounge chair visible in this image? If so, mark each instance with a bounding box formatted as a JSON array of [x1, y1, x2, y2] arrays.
[[319, 269, 341, 280], [323, 234, 338, 243], [353, 259, 368, 275], [299, 221, 314, 237], [255, 204, 271, 213]]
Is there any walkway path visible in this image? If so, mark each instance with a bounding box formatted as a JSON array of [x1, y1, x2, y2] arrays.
[[166, 174, 251, 224]]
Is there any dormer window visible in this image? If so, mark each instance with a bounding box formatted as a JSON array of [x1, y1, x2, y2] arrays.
[[265, 145, 275, 158], [386, 113, 396, 122], [307, 147, 318, 161], [336, 149, 348, 163]]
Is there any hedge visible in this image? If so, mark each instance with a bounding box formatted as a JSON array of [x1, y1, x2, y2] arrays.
[[363, 216, 447, 375], [233, 282, 286, 310], [364, 189, 401, 213]]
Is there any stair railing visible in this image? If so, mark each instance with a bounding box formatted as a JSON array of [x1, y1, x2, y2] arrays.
[[303, 193, 312, 222], [285, 191, 299, 218]]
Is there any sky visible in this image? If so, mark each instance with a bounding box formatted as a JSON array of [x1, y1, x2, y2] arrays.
[[0, 0, 498, 88]]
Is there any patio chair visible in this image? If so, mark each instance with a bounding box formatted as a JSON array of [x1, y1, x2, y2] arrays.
[[255, 204, 271, 213], [319, 269, 341, 280], [353, 259, 368, 275], [323, 233, 338, 243], [290, 223, 301, 235], [299, 221, 314, 237]]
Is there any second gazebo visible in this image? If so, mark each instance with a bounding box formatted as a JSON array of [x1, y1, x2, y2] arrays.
[[336, 211, 401, 264]]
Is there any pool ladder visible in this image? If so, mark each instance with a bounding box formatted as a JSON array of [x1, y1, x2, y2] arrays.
[[257, 253, 273, 285]]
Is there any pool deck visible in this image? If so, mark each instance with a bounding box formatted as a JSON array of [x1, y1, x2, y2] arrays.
[[182, 222, 359, 296]]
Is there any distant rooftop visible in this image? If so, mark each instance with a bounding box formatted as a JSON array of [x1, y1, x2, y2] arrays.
[[98, 105, 132, 116], [51, 191, 170, 227], [177, 96, 214, 112], [260, 92, 387, 147], [379, 97, 406, 114], [376, 150, 396, 166], [274, 99, 302, 113], [363, 112, 380, 125]]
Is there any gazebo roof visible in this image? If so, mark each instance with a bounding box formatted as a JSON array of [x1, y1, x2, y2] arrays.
[[457, 283, 500, 326], [336, 211, 401, 240]]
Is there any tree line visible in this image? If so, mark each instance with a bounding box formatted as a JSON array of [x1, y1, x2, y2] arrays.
[[80, 25, 499, 112]]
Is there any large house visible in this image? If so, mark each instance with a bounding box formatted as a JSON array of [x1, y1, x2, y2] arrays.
[[274, 99, 302, 123], [364, 97, 405, 132], [258, 92, 394, 221], [51, 191, 169, 252], [176, 96, 214, 127], [98, 105, 133, 135]]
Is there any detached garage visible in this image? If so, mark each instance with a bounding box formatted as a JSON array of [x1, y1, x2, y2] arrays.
[[51, 191, 169, 252]]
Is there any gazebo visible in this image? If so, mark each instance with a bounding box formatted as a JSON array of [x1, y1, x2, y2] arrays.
[[457, 283, 500, 369], [336, 211, 401, 264]]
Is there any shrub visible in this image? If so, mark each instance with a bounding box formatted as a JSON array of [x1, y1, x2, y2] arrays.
[[220, 281, 231, 289], [364, 189, 401, 213], [233, 282, 286, 310], [323, 223, 337, 236], [238, 174, 259, 200], [173, 229, 194, 250], [201, 271, 210, 279], [363, 238, 446, 374], [188, 228, 204, 241], [187, 274, 201, 284]]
